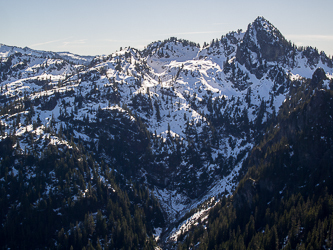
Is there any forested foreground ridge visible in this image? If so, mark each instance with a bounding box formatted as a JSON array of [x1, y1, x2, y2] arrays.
[[0, 16, 333, 249], [177, 69, 333, 250]]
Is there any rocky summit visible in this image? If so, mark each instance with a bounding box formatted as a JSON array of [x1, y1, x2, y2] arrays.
[[1, 16, 333, 249]]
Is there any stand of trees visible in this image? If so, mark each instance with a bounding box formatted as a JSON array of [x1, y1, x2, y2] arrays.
[[0, 135, 164, 249]]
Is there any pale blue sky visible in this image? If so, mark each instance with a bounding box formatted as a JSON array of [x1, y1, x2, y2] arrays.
[[1, 0, 333, 56]]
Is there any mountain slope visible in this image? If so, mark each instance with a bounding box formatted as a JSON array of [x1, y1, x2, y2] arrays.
[[0, 134, 164, 249], [1, 16, 333, 248], [178, 69, 333, 249]]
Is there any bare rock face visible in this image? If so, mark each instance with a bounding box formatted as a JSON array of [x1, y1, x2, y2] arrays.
[[236, 16, 291, 79], [311, 67, 327, 88]]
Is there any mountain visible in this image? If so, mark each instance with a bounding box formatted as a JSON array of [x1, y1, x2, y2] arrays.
[[0, 16, 333, 249], [0, 43, 94, 65], [178, 68, 333, 250]]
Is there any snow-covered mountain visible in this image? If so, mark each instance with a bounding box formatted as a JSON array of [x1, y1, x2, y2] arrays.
[[1, 16, 333, 248]]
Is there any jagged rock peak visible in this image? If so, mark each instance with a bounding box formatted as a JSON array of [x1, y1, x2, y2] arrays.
[[253, 16, 275, 30], [236, 16, 292, 73], [246, 16, 286, 45]]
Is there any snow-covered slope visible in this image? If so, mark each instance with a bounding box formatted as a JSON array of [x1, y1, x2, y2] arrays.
[[0, 43, 93, 65], [1, 16, 333, 244]]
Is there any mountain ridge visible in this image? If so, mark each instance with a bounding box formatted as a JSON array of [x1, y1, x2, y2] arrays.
[[1, 16, 333, 249]]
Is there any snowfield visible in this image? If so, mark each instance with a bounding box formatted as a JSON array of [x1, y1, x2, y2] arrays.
[[1, 16, 333, 244]]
